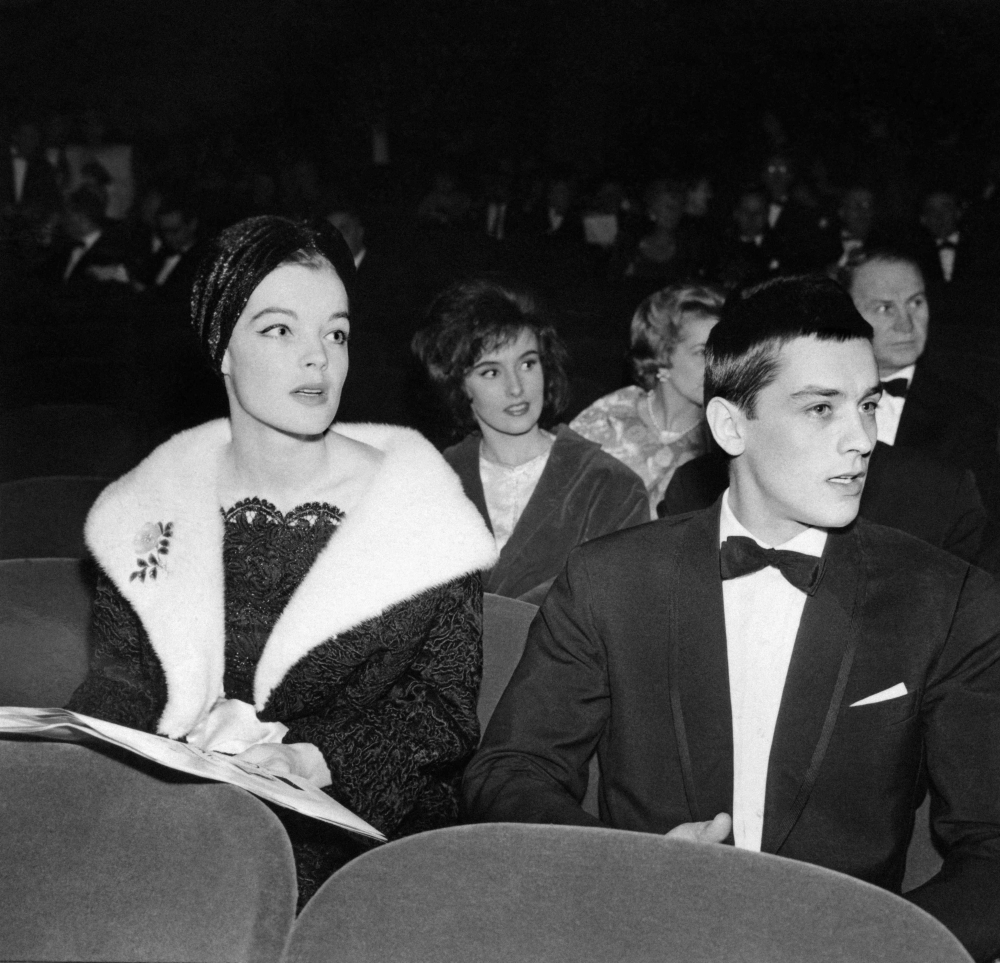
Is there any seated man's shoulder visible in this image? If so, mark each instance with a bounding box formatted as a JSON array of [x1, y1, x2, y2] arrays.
[[853, 515, 995, 594], [570, 506, 701, 563]]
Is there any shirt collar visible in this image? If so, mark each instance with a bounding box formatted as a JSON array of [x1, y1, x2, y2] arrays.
[[720, 488, 827, 557], [881, 363, 916, 386]]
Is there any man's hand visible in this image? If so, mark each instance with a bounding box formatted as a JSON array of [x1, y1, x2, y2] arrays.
[[664, 812, 733, 844]]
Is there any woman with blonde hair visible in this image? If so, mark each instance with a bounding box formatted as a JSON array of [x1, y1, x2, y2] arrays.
[[570, 283, 724, 517]]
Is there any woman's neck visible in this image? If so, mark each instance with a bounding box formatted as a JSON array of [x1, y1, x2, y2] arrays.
[[478, 423, 552, 467], [651, 379, 701, 434], [221, 416, 332, 511]]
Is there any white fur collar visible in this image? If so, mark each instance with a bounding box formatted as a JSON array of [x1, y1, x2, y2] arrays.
[[85, 420, 497, 738]]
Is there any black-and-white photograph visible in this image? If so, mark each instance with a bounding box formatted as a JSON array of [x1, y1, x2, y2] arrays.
[[1, 1, 999, 960]]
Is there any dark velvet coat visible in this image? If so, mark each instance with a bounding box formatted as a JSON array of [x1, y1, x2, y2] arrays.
[[444, 426, 648, 606], [464, 505, 1000, 962]]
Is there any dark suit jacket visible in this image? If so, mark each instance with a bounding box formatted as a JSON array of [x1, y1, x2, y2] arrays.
[[43, 228, 130, 295], [658, 442, 997, 570], [444, 426, 648, 605], [463, 508, 1000, 961], [765, 197, 823, 271], [896, 366, 1000, 517], [914, 231, 994, 285], [144, 241, 206, 303]]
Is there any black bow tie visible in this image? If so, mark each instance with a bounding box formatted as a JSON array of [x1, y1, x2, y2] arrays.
[[719, 536, 825, 595], [880, 378, 909, 398]]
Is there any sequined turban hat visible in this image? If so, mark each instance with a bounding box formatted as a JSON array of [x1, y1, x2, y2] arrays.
[[191, 215, 358, 375]]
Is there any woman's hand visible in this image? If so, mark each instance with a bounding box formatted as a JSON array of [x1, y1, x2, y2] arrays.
[[235, 742, 332, 788]]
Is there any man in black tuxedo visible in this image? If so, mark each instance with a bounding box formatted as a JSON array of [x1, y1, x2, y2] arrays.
[[1, 117, 61, 266], [1, 118, 60, 224], [712, 187, 784, 289], [760, 152, 823, 271], [464, 275, 1000, 962], [139, 192, 204, 303], [841, 248, 1000, 515], [914, 189, 991, 284], [658, 442, 996, 569], [44, 186, 129, 294]]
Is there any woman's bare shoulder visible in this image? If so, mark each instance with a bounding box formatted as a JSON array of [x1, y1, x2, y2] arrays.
[[322, 431, 384, 511]]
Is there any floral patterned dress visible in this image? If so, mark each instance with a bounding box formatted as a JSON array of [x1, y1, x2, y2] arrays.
[[570, 385, 709, 519]]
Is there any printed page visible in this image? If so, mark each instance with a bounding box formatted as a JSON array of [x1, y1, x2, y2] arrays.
[[0, 706, 385, 841]]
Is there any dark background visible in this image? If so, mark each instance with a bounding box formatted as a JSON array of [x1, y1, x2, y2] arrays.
[[4, 0, 1000, 187]]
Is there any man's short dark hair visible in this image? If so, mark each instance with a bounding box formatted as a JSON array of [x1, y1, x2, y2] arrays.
[[705, 274, 873, 418], [836, 246, 924, 295]]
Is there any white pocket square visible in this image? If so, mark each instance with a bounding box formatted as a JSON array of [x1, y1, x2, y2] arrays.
[[850, 682, 908, 707]]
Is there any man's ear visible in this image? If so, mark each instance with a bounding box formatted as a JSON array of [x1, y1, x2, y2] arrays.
[[220, 348, 231, 377], [705, 396, 746, 457]]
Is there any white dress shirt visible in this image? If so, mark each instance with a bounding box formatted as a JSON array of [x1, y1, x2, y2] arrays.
[[63, 229, 101, 281], [874, 364, 915, 446], [10, 148, 27, 204], [719, 490, 827, 851], [937, 232, 960, 282]]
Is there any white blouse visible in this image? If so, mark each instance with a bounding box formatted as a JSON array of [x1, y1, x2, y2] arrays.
[[479, 440, 553, 552]]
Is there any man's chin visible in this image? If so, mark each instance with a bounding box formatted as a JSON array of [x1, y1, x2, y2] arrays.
[[807, 506, 862, 532]]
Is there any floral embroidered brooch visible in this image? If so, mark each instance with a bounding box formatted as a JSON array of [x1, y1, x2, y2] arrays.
[[130, 521, 173, 582]]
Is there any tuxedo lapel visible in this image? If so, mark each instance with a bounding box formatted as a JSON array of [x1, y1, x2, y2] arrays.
[[668, 504, 734, 823], [761, 526, 864, 854]]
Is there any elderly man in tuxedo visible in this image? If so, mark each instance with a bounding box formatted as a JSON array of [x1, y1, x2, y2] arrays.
[[841, 248, 1000, 515], [464, 275, 1000, 963]]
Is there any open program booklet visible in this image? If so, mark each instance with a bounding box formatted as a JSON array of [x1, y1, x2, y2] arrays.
[[0, 706, 385, 842]]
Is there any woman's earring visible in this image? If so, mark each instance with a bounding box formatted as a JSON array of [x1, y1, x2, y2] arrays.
[[656, 368, 670, 383]]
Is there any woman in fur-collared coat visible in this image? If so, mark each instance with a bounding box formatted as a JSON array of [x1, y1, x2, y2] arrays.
[[67, 216, 497, 905]]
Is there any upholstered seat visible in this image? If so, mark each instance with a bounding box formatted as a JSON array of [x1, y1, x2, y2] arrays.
[[282, 823, 971, 963], [0, 741, 297, 963]]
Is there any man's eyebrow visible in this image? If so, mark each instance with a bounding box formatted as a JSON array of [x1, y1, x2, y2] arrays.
[[862, 383, 882, 398], [790, 386, 844, 399]]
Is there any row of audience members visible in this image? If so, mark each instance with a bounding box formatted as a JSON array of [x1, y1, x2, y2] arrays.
[[59, 215, 1000, 962], [418, 153, 1000, 293], [7, 121, 1000, 318]]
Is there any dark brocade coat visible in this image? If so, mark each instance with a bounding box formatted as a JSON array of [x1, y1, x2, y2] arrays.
[[67, 420, 497, 904], [444, 426, 649, 606]]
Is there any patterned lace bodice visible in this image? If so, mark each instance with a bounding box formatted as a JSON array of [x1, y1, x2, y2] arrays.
[[221, 497, 344, 703]]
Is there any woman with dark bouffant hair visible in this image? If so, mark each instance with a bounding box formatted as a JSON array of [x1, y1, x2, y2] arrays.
[[67, 215, 496, 906], [571, 283, 724, 518], [413, 278, 647, 605]]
